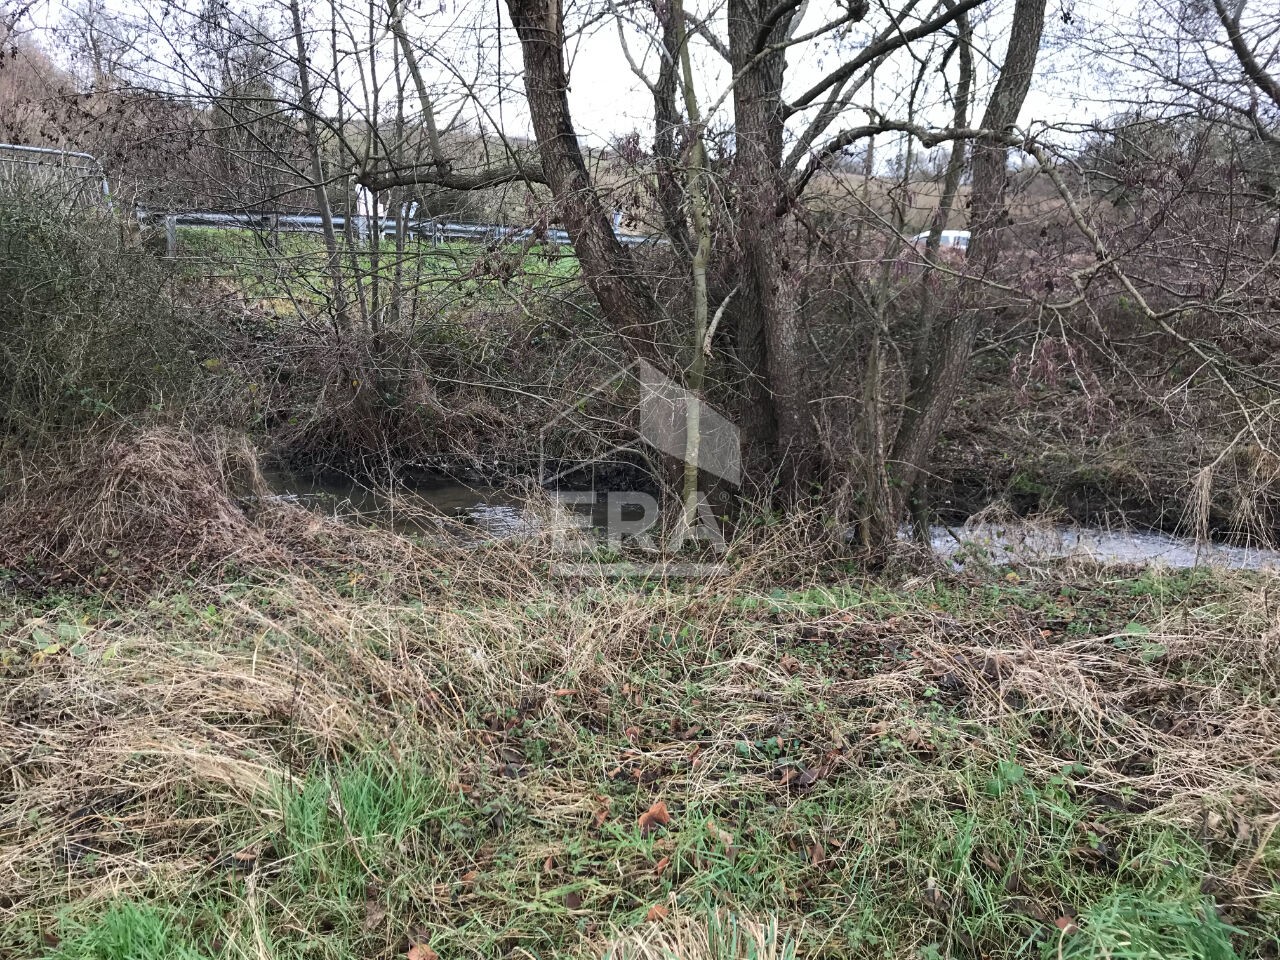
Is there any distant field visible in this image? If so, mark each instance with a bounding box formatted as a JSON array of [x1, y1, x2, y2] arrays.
[[173, 225, 582, 304]]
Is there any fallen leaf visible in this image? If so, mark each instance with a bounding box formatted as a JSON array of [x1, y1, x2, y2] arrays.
[[552, 688, 577, 697], [543, 855, 555, 874], [564, 891, 583, 909], [592, 797, 611, 829], [645, 904, 669, 922], [810, 842, 826, 868], [923, 876, 946, 911], [407, 944, 438, 960], [232, 846, 257, 863], [706, 819, 734, 848], [638, 800, 671, 835], [363, 899, 387, 931], [654, 855, 671, 877], [459, 869, 478, 889], [1054, 916, 1079, 935]]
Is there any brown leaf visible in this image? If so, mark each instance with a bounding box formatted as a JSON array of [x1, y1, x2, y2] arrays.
[[809, 842, 826, 868], [638, 800, 671, 835], [552, 688, 577, 697], [645, 904, 669, 922], [459, 869, 478, 889], [363, 900, 387, 932], [564, 891, 583, 909], [706, 819, 734, 848], [543, 855, 555, 874], [592, 796, 611, 829], [407, 945, 438, 960], [1054, 916, 1079, 935], [923, 876, 946, 911], [654, 855, 671, 877]]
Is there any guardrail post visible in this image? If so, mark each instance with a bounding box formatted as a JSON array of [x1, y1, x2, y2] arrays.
[[260, 213, 280, 250]]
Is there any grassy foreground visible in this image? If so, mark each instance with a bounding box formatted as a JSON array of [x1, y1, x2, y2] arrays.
[[2, 536, 1278, 960]]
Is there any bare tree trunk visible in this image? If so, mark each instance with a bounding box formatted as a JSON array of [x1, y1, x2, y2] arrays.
[[653, 6, 693, 260], [287, 0, 350, 336], [899, 12, 974, 540], [672, 0, 711, 533], [871, 0, 1047, 548], [506, 0, 665, 365], [727, 0, 818, 496]]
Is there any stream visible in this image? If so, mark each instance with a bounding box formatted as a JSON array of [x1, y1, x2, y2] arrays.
[[264, 470, 1280, 570]]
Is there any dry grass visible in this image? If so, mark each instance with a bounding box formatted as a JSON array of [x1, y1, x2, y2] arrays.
[[1, 505, 1279, 959], [0, 425, 442, 595]]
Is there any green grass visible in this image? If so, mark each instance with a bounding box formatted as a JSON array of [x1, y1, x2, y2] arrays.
[[46, 903, 204, 960], [174, 225, 580, 305], [2, 552, 1277, 959]]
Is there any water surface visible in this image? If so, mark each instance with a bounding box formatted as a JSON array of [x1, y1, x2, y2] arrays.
[[264, 470, 1280, 570]]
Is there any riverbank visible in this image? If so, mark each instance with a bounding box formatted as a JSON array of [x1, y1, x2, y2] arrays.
[[3, 522, 1278, 959]]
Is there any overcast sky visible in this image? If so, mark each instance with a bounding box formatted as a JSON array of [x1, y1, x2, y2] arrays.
[[21, 0, 1145, 150]]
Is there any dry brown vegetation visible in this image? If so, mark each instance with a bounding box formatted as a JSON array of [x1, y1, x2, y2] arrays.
[[0, 426, 435, 594], [1, 469, 1279, 957]]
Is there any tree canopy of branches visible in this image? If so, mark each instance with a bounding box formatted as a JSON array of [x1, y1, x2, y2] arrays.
[[4, 0, 1280, 547]]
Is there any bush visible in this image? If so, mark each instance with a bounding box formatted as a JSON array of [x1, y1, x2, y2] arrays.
[[0, 188, 197, 443]]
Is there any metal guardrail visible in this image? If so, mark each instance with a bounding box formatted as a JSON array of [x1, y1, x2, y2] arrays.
[[1, 144, 660, 251], [0, 143, 115, 213], [138, 208, 663, 253]]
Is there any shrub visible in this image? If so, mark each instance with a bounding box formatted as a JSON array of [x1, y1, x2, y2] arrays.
[[0, 187, 197, 443]]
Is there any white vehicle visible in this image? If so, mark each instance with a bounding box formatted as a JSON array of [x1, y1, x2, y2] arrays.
[[910, 228, 970, 251]]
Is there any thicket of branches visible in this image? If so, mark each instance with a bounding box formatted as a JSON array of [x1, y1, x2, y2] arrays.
[[1, 0, 1278, 545]]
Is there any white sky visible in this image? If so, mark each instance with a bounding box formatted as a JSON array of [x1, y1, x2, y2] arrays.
[[18, 0, 1163, 151]]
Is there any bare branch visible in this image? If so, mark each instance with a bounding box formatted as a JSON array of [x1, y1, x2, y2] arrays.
[[785, 0, 989, 116]]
